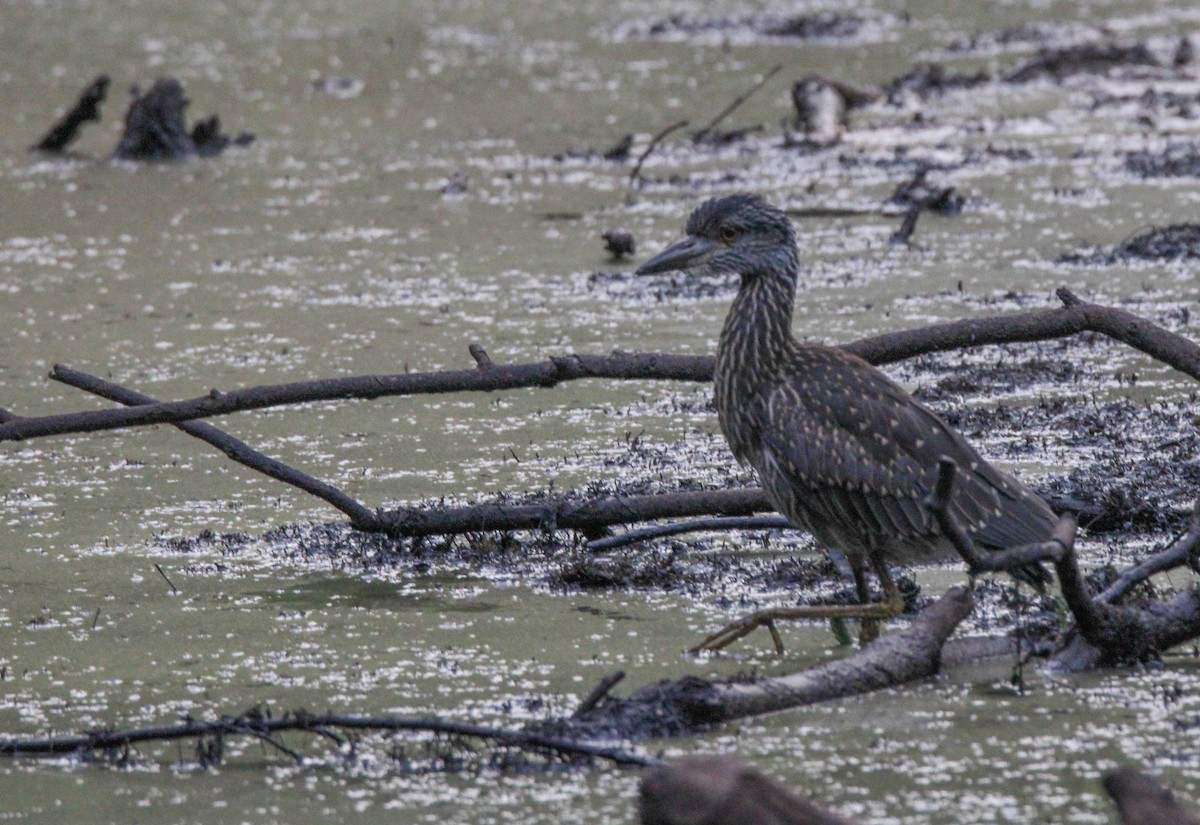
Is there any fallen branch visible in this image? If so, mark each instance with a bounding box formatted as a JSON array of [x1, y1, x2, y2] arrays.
[[378, 487, 771, 539], [3, 289, 1196, 444], [0, 351, 711, 442], [52, 366, 383, 531], [32, 75, 110, 154], [1103, 766, 1200, 825], [1096, 502, 1200, 604], [0, 708, 656, 768]]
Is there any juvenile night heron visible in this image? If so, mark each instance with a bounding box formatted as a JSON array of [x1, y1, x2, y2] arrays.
[[636, 194, 1057, 651]]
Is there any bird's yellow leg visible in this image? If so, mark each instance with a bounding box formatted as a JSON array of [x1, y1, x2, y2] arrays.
[[691, 551, 906, 655], [689, 600, 904, 654]]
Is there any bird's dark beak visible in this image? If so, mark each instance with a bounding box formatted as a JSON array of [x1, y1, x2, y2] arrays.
[[635, 235, 716, 275]]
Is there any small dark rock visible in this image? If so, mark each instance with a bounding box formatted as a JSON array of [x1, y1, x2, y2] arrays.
[[441, 170, 469, 196], [602, 230, 636, 260], [603, 134, 634, 161]]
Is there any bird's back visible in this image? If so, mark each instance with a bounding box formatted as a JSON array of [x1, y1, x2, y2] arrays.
[[721, 343, 1057, 567]]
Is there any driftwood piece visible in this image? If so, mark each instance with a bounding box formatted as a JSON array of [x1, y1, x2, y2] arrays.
[[111, 77, 252, 161], [640, 756, 856, 825], [630, 120, 690, 187], [32, 75, 110, 154], [2, 288, 1196, 445], [112, 78, 197, 161], [0, 352, 711, 442], [1103, 766, 1200, 825]]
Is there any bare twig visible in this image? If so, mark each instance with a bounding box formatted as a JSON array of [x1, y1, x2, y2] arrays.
[[587, 514, 791, 552], [692, 64, 782, 143], [1097, 500, 1200, 604], [153, 563, 180, 595], [573, 670, 626, 718], [379, 487, 771, 539], [629, 120, 689, 188]]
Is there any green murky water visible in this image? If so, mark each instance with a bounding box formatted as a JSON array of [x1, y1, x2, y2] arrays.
[[3, 1, 1200, 822]]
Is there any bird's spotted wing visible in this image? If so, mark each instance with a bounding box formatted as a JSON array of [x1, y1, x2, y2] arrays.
[[756, 350, 1054, 552]]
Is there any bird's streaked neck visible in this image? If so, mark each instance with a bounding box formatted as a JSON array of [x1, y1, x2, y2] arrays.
[[714, 244, 799, 462], [719, 246, 799, 373]]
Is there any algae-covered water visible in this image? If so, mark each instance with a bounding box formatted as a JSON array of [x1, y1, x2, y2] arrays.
[[2, 1, 1200, 822]]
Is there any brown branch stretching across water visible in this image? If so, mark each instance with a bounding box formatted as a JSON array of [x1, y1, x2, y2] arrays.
[[2, 288, 1196, 445], [0, 708, 656, 768], [692, 64, 782, 143], [0, 351, 710, 442]]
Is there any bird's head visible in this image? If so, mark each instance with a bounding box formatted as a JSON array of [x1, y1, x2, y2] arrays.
[[635, 194, 796, 281]]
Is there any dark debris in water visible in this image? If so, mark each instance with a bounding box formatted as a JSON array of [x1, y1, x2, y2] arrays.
[[943, 396, 1200, 534], [1060, 224, 1200, 264], [1004, 41, 1165, 84], [634, 11, 874, 42], [882, 63, 990, 104], [1125, 143, 1200, 178]]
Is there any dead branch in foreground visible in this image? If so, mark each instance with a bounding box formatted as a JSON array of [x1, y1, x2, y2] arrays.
[[0, 708, 655, 768], [1046, 501, 1200, 674], [1, 288, 1196, 444], [1104, 766, 1200, 825], [640, 757, 1200, 825], [641, 755, 856, 825]]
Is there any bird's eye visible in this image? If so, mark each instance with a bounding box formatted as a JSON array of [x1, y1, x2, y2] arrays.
[[719, 226, 740, 244]]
